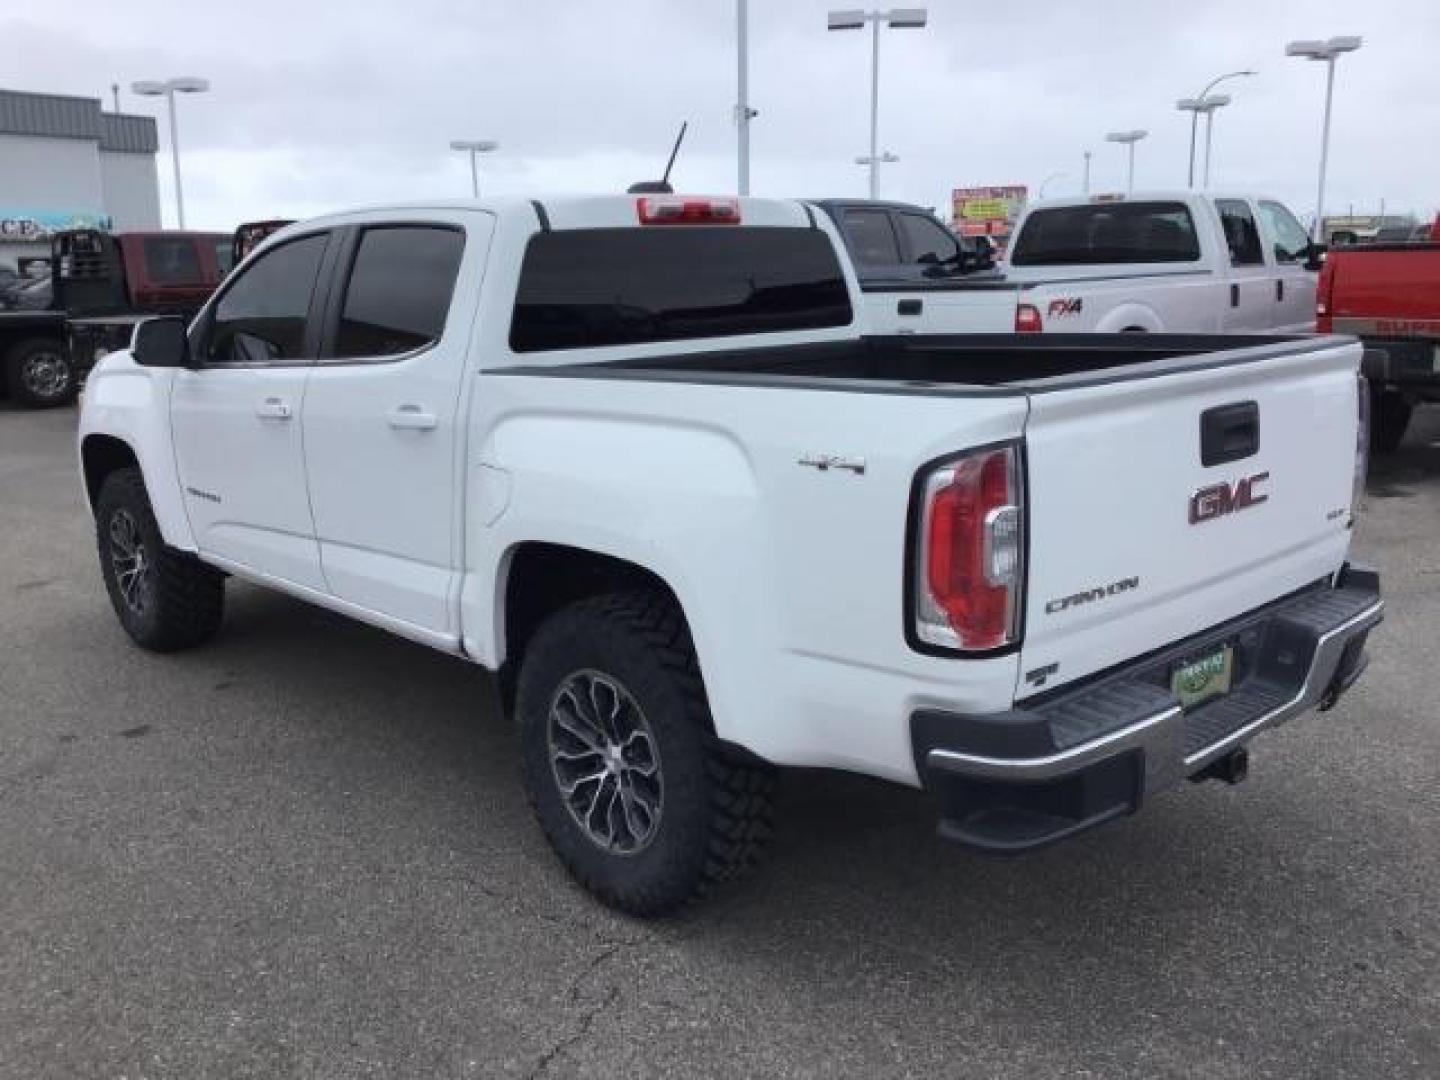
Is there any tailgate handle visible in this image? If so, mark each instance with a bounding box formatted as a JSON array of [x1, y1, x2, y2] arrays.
[[897, 299, 923, 316], [1201, 401, 1259, 466]]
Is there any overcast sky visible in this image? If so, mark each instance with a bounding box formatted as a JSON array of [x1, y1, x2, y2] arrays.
[[5, 0, 1437, 229]]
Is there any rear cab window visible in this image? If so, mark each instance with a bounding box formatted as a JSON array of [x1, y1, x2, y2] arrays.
[[1010, 201, 1202, 266], [142, 237, 205, 285], [510, 227, 852, 352]]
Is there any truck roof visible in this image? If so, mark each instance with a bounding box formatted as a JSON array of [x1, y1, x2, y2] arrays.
[[1025, 191, 1285, 212], [280, 195, 816, 238]]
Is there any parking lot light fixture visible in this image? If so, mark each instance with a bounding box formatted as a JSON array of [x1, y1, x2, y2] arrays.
[[130, 76, 210, 229], [1178, 70, 1254, 187], [1287, 36, 1363, 240], [450, 139, 499, 198], [1105, 130, 1148, 193], [1176, 94, 1232, 188], [827, 8, 928, 198]]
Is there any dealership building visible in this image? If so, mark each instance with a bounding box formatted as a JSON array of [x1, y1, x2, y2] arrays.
[[0, 88, 162, 271]]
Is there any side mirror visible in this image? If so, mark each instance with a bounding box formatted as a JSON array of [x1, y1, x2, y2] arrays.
[[1303, 242, 1327, 273], [131, 316, 190, 368]]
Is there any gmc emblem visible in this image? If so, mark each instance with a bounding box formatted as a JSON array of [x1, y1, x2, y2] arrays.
[[1190, 472, 1269, 524]]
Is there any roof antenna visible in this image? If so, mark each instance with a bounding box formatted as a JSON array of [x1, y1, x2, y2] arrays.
[[627, 121, 688, 194]]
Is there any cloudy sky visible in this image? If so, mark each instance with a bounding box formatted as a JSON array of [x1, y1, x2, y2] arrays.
[[5, 0, 1438, 229]]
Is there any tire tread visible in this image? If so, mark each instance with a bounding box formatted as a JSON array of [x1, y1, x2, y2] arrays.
[[96, 468, 224, 652]]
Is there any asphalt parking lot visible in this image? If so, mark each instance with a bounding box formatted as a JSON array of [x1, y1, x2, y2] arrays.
[[2, 401, 1437, 1080]]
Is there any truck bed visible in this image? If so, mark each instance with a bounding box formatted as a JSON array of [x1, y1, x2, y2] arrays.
[[510, 333, 1322, 393]]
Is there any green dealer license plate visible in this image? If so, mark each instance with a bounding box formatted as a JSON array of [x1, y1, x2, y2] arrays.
[[1172, 646, 1234, 710]]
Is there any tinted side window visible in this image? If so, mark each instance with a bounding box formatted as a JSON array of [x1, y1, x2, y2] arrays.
[[208, 233, 328, 364], [143, 237, 204, 285], [841, 209, 902, 266], [1010, 202, 1201, 265], [1259, 200, 1311, 263], [511, 227, 852, 353], [1215, 200, 1263, 266], [333, 226, 465, 359], [215, 239, 235, 276], [897, 213, 960, 264]]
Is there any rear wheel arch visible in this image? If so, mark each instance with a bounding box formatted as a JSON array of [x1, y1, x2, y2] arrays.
[[498, 542, 708, 727]]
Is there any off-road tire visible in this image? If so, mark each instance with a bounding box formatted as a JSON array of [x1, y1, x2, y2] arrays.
[[95, 468, 225, 652], [516, 591, 774, 917], [5, 337, 77, 408]]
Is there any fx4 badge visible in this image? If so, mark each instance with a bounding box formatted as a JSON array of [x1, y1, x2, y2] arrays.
[[1189, 472, 1269, 524], [1047, 297, 1083, 318]]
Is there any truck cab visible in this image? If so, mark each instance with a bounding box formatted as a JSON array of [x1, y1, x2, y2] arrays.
[[812, 199, 1017, 334], [1005, 192, 1323, 334]]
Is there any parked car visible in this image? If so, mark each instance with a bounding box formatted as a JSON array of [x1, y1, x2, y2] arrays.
[[79, 194, 1381, 915], [0, 228, 228, 408], [1318, 235, 1440, 450]]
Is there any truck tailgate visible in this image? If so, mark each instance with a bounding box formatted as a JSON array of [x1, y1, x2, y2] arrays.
[[1017, 340, 1360, 698]]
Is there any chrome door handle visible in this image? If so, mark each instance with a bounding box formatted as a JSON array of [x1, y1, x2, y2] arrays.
[[387, 404, 438, 431], [255, 396, 293, 420]]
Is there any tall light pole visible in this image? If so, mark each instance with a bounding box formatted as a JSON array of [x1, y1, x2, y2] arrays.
[[450, 139, 498, 197], [1106, 130, 1147, 193], [735, 0, 758, 195], [1180, 70, 1254, 187], [1082, 150, 1092, 195], [1287, 36, 1363, 240], [826, 8, 928, 198], [1176, 94, 1231, 188], [130, 76, 209, 229]]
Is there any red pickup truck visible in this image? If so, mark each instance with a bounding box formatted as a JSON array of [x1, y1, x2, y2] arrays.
[[1318, 223, 1440, 451]]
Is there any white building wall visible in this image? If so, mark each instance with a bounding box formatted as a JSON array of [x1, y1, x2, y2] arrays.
[[99, 151, 162, 230], [0, 133, 105, 216]]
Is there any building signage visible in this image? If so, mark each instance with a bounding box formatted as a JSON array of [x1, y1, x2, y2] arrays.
[[0, 208, 112, 242]]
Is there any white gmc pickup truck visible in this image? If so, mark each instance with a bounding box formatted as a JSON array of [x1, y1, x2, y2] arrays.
[[78, 194, 1382, 915]]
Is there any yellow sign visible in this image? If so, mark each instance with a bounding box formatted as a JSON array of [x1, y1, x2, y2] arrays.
[[959, 198, 1012, 220]]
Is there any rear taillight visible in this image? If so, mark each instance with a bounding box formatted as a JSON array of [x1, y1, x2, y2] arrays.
[[1014, 303, 1043, 333], [637, 196, 741, 225], [914, 445, 1024, 651], [1353, 374, 1369, 513]]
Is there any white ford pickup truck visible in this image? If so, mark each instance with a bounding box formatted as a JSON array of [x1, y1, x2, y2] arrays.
[[820, 193, 1322, 336], [78, 194, 1382, 915]]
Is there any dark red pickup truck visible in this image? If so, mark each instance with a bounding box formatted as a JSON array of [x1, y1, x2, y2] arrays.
[[1318, 228, 1440, 451]]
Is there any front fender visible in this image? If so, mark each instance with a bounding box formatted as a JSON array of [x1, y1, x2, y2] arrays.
[[78, 352, 195, 551]]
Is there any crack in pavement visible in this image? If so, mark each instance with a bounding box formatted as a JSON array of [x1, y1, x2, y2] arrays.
[[526, 943, 626, 1079]]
